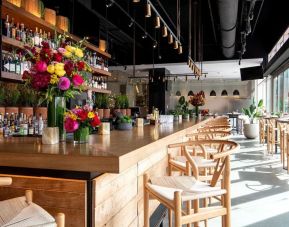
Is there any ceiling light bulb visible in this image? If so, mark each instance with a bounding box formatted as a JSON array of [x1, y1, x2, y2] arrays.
[[142, 32, 148, 39], [155, 16, 160, 28], [162, 26, 168, 37], [145, 3, 151, 17], [178, 45, 182, 54], [132, 0, 140, 2], [128, 20, 134, 28], [106, 0, 114, 8], [153, 41, 158, 48], [173, 40, 178, 49]]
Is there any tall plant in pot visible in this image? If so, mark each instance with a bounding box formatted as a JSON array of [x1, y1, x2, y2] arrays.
[[95, 94, 104, 119], [0, 84, 5, 116], [123, 95, 131, 116], [114, 95, 121, 114], [19, 85, 38, 117], [102, 95, 110, 119], [178, 96, 190, 119], [3, 83, 21, 115], [120, 95, 127, 116], [242, 99, 263, 139]]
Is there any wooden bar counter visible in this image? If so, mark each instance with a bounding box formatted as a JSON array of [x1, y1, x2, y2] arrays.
[[0, 118, 210, 227]]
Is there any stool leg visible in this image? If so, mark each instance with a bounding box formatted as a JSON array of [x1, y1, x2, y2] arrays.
[[169, 209, 173, 227], [55, 213, 65, 227], [174, 191, 182, 227], [144, 174, 150, 227]]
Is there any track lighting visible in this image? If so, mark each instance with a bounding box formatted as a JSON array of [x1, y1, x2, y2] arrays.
[[162, 26, 168, 37], [142, 32, 148, 39], [155, 16, 160, 28], [173, 41, 178, 49], [168, 34, 173, 44], [153, 41, 158, 48], [106, 0, 114, 8], [145, 3, 151, 17]]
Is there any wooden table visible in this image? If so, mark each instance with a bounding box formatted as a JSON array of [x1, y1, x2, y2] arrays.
[[0, 118, 211, 227]]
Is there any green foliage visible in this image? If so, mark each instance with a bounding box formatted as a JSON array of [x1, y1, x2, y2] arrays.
[[2, 83, 21, 106], [178, 96, 186, 105], [95, 94, 109, 109], [123, 95, 129, 108], [117, 115, 132, 123], [242, 99, 263, 123], [115, 95, 129, 109], [175, 96, 189, 115], [0, 84, 5, 106], [114, 95, 122, 109], [18, 85, 39, 107]]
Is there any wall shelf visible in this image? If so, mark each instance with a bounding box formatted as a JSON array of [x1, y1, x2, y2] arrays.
[[2, 0, 111, 59]]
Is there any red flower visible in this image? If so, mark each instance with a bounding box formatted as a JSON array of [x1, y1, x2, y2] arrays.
[[77, 109, 88, 121], [77, 61, 85, 71], [64, 61, 74, 76], [53, 53, 63, 62], [41, 41, 50, 49], [31, 72, 51, 91], [90, 115, 101, 127], [72, 74, 84, 86]]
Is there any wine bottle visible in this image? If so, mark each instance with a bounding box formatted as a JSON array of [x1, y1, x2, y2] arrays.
[[11, 17, 16, 39], [34, 27, 40, 47], [4, 15, 10, 37], [20, 23, 26, 43]]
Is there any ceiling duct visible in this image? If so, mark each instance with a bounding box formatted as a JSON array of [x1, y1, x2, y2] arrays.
[[217, 0, 239, 58]]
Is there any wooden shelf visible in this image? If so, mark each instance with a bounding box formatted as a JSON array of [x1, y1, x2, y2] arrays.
[[83, 86, 111, 94], [2, 36, 111, 77], [1, 71, 23, 81], [91, 66, 111, 77], [2, 0, 111, 59]]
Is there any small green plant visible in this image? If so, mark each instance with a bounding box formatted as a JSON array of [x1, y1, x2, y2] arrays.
[[114, 95, 122, 109], [123, 95, 129, 108], [242, 99, 263, 124], [18, 85, 39, 107], [0, 84, 5, 106], [117, 115, 132, 123], [101, 95, 109, 109], [95, 94, 103, 109], [3, 83, 21, 106]]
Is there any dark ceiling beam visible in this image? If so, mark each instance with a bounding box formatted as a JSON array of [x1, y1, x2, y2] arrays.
[[251, 0, 264, 35]]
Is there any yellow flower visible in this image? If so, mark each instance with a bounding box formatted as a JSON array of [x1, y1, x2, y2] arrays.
[[87, 112, 95, 119], [55, 69, 66, 77], [47, 64, 55, 74], [50, 74, 59, 84], [63, 50, 72, 58], [74, 48, 84, 58], [65, 45, 76, 53], [54, 63, 64, 71]]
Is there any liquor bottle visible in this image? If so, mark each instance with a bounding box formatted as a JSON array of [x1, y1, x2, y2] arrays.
[[34, 27, 40, 47], [38, 114, 43, 136], [39, 29, 43, 45], [47, 32, 52, 47], [11, 18, 16, 39], [28, 118, 34, 136], [4, 14, 10, 37], [20, 23, 26, 43], [16, 22, 21, 41]]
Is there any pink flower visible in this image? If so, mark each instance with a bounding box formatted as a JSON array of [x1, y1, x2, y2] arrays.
[[64, 118, 79, 132], [58, 77, 71, 90], [72, 74, 84, 86], [35, 61, 47, 72], [58, 48, 66, 54]]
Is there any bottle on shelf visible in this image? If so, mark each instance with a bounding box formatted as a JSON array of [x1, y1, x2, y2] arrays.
[[38, 114, 44, 136], [39, 28, 43, 45], [34, 27, 40, 47], [28, 117, 34, 136], [4, 14, 11, 37], [20, 23, 26, 43], [16, 22, 21, 41], [11, 17, 16, 39]]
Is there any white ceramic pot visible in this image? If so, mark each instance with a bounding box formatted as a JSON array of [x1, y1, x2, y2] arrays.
[[243, 123, 259, 139]]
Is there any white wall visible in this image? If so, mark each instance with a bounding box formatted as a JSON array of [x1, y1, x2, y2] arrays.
[[167, 79, 253, 114]]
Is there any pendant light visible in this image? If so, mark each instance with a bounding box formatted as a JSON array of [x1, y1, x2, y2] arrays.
[[132, 0, 140, 2], [233, 90, 240, 96], [173, 40, 178, 49], [145, 2, 151, 17], [188, 90, 194, 96], [155, 16, 160, 28], [210, 90, 216, 97], [178, 44, 183, 54], [168, 34, 173, 44], [221, 90, 228, 96], [162, 26, 168, 37]]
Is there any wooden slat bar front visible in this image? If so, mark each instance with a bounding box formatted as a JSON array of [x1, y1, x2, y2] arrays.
[[0, 118, 212, 227]]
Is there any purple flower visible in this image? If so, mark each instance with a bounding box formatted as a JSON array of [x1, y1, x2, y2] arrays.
[[58, 77, 71, 90]]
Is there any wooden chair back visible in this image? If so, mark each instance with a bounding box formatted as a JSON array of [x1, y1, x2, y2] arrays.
[[186, 131, 231, 141]]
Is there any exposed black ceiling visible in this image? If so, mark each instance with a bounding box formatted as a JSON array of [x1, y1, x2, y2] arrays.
[[43, 0, 289, 66]]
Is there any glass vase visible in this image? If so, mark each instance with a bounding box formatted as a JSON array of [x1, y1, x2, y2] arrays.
[[74, 127, 89, 144], [47, 96, 66, 141], [195, 106, 199, 117]]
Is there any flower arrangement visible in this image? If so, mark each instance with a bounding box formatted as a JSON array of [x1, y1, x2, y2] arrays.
[[64, 105, 101, 133], [22, 39, 91, 102], [189, 91, 205, 107]]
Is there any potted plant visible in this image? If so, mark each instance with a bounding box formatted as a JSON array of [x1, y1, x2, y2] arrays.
[[178, 96, 190, 119], [0, 83, 5, 116], [189, 91, 205, 117], [3, 83, 20, 115], [95, 94, 104, 119], [19, 85, 37, 117], [116, 115, 133, 130], [114, 95, 121, 114], [102, 95, 110, 119], [120, 95, 127, 116], [123, 95, 131, 116], [242, 99, 263, 139]]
